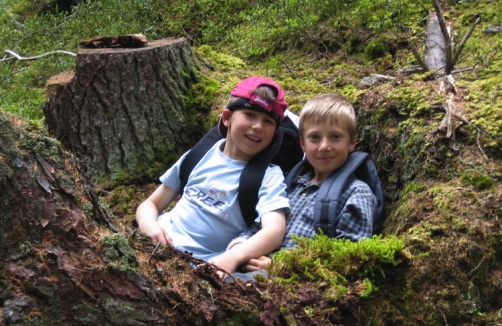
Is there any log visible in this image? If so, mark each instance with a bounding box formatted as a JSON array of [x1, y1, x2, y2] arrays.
[[425, 11, 446, 73], [42, 37, 204, 186]]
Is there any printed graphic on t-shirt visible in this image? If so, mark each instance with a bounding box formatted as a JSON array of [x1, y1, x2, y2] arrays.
[[184, 182, 230, 220]]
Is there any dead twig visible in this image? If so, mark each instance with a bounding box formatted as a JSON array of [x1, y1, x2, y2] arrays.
[[281, 59, 298, 78], [450, 64, 480, 75], [148, 242, 162, 265], [410, 45, 429, 72], [468, 255, 486, 275], [2, 49, 76, 62], [452, 14, 481, 67], [477, 131, 489, 161], [416, 0, 429, 13]]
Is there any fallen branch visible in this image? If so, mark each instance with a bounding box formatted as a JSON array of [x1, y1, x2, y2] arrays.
[[410, 45, 429, 72], [451, 64, 479, 75], [477, 131, 489, 161], [397, 65, 424, 74], [451, 15, 481, 67], [1, 49, 76, 62], [373, 74, 396, 80], [432, 98, 490, 160]]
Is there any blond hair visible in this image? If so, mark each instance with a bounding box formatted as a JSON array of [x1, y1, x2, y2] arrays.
[[299, 93, 357, 138]]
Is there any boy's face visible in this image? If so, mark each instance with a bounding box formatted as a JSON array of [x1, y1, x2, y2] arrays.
[[221, 108, 277, 161], [300, 119, 356, 184]]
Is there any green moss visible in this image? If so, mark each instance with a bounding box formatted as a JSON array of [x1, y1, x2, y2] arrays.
[[195, 45, 246, 71], [100, 233, 138, 272], [184, 75, 220, 111], [365, 40, 386, 59], [270, 234, 404, 300], [460, 171, 495, 191]]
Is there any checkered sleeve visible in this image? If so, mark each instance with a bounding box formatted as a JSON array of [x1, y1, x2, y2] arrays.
[[335, 179, 376, 241]]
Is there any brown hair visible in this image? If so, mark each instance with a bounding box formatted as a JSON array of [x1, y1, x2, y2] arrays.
[[226, 86, 278, 109]]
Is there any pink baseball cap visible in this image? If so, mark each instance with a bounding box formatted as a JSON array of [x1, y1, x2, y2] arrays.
[[218, 76, 288, 137]]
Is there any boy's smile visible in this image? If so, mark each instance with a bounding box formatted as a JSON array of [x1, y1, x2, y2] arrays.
[[300, 119, 356, 184], [222, 108, 277, 161]]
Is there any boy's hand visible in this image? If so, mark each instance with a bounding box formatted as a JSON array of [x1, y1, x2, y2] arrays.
[[136, 184, 179, 246], [207, 251, 241, 279], [243, 256, 272, 271], [138, 220, 173, 245]]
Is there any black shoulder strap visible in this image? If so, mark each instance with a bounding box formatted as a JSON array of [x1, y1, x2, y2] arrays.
[[179, 125, 222, 193], [284, 158, 308, 190], [314, 151, 369, 236], [357, 157, 385, 234], [238, 128, 284, 225]]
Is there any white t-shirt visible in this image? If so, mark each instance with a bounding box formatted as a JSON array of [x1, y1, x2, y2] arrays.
[[158, 139, 289, 261]]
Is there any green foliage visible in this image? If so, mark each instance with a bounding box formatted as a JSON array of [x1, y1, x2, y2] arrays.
[[365, 39, 386, 59], [226, 0, 417, 59], [150, 0, 253, 44], [270, 234, 404, 300]]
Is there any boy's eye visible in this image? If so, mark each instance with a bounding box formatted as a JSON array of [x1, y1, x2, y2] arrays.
[[331, 134, 341, 140], [244, 111, 256, 118], [264, 118, 276, 125], [308, 135, 319, 141]]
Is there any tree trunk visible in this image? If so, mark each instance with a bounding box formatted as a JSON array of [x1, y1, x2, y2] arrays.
[[0, 112, 271, 325], [42, 37, 203, 186]]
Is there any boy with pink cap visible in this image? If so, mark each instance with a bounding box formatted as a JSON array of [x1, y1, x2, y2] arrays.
[[136, 76, 290, 277]]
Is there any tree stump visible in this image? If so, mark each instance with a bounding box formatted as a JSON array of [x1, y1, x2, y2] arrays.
[[42, 37, 203, 186]]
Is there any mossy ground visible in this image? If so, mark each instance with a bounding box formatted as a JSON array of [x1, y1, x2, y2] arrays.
[[93, 4, 502, 323]]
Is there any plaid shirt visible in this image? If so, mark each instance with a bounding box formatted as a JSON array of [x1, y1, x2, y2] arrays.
[[230, 167, 376, 253]]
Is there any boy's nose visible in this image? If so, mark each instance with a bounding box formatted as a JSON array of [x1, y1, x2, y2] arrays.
[[252, 119, 264, 131], [319, 138, 331, 150]]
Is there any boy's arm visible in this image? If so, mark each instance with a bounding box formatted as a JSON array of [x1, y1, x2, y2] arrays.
[[208, 209, 286, 275], [335, 181, 376, 241], [136, 184, 180, 245], [226, 223, 261, 250]]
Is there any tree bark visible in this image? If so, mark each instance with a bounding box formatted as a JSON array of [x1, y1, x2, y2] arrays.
[[42, 37, 203, 186]]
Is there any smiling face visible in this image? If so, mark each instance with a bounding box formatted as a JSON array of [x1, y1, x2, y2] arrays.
[[221, 108, 277, 161], [300, 118, 357, 184]]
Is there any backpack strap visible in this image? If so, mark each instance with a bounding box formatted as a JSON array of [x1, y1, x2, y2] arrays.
[[284, 157, 308, 189], [179, 125, 222, 193], [314, 151, 369, 237], [358, 157, 385, 234], [238, 127, 284, 225]]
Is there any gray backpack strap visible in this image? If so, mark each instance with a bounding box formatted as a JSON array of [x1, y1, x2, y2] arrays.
[[314, 152, 369, 237]]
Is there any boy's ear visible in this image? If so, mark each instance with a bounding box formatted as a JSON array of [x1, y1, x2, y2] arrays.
[[349, 136, 357, 153], [299, 136, 306, 153], [222, 109, 233, 127]]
